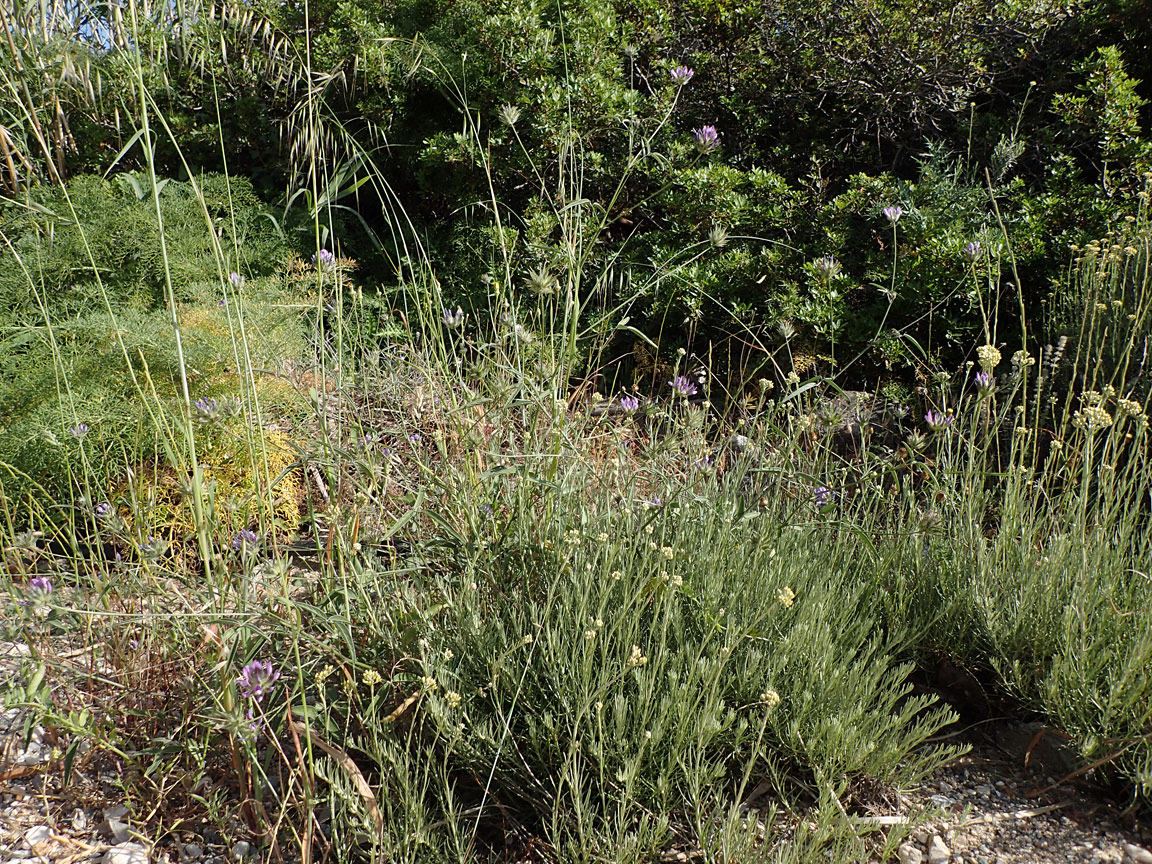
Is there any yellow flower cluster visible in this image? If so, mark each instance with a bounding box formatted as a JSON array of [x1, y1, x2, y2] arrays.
[[626, 644, 648, 669], [760, 689, 782, 709], [1117, 399, 1144, 417], [1074, 405, 1114, 431], [976, 344, 1001, 372], [776, 586, 795, 609]]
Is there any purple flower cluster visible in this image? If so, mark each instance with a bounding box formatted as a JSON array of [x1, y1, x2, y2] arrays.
[[69, 423, 89, 439], [670, 66, 694, 86], [924, 410, 954, 433], [27, 576, 52, 599], [671, 375, 698, 397], [232, 529, 260, 552], [313, 249, 336, 269], [974, 372, 996, 396], [229, 272, 245, 288], [883, 205, 903, 224], [963, 241, 982, 262], [618, 394, 640, 413], [693, 125, 720, 154], [237, 659, 280, 703]]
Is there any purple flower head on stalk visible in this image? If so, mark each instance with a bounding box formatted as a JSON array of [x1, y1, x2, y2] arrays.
[[232, 529, 260, 552], [975, 372, 996, 396], [69, 423, 89, 439], [671, 375, 698, 397], [237, 660, 280, 703], [694, 454, 714, 470], [813, 486, 831, 508], [883, 205, 903, 224], [141, 535, 166, 559], [218, 298, 228, 307], [693, 125, 720, 154], [312, 249, 336, 269], [27, 576, 53, 599], [193, 397, 219, 422], [619, 394, 640, 413], [670, 66, 694, 86], [95, 502, 113, 520], [408, 433, 423, 445], [229, 272, 245, 289], [813, 255, 842, 282], [443, 306, 464, 328], [963, 241, 982, 262], [924, 410, 954, 434]]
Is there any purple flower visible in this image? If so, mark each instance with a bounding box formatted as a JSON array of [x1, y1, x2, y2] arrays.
[[671, 375, 698, 397], [69, 423, 89, 439], [883, 205, 903, 224], [963, 241, 982, 262], [408, 433, 423, 445], [95, 502, 113, 520], [924, 410, 954, 433], [229, 272, 245, 288], [27, 576, 53, 598], [619, 394, 640, 413], [813, 486, 831, 508], [232, 529, 260, 552], [237, 660, 280, 703], [670, 66, 694, 86], [443, 306, 464, 328], [218, 298, 228, 307], [693, 125, 720, 154], [813, 256, 842, 282], [312, 249, 336, 269], [193, 397, 219, 422], [974, 372, 996, 396]]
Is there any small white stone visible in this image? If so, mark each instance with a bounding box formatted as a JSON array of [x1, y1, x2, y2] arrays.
[[103, 842, 149, 864], [180, 843, 203, 861], [229, 841, 250, 862], [928, 834, 951, 864], [899, 842, 925, 864], [24, 825, 51, 845], [1124, 844, 1152, 864]]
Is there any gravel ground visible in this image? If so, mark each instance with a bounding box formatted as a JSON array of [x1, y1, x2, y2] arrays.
[[3, 640, 1150, 863]]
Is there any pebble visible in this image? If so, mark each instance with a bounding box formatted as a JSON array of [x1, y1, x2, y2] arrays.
[[180, 843, 203, 861], [229, 841, 250, 861], [103, 842, 149, 864], [23, 826, 51, 846], [1125, 844, 1152, 864], [899, 842, 925, 864], [928, 834, 951, 864]]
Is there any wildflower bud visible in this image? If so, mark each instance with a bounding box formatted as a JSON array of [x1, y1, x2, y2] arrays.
[[670, 66, 695, 86], [883, 205, 903, 224]]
